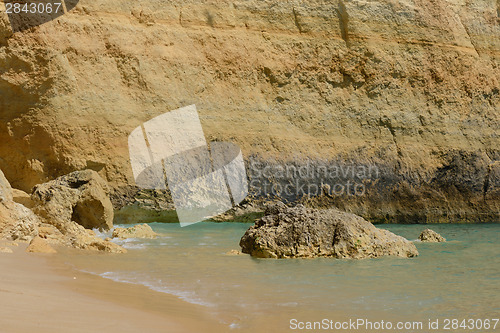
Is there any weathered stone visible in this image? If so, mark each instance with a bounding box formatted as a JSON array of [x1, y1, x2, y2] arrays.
[[0, 169, 13, 202], [0, 168, 126, 253], [28, 170, 127, 253], [419, 229, 446, 242], [70, 225, 127, 253], [12, 189, 35, 209], [240, 203, 418, 259], [26, 236, 57, 254], [112, 224, 158, 240], [2, 203, 40, 241], [0, 170, 39, 242], [32, 170, 114, 231]]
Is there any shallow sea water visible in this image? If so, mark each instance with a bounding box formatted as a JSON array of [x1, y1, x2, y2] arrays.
[[62, 223, 500, 332]]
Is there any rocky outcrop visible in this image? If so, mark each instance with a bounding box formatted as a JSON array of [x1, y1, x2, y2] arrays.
[[31, 170, 114, 231], [240, 203, 418, 259], [68, 225, 127, 253], [0, 0, 498, 223], [1, 203, 40, 241], [29, 170, 126, 253], [0, 170, 39, 242], [0, 168, 126, 253], [419, 229, 446, 242], [26, 236, 57, 254], [112, 224, 158, 239]]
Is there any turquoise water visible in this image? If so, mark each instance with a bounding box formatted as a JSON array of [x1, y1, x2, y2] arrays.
[[67, 223, 500, 331]]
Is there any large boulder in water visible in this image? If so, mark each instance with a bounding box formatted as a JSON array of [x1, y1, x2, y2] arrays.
[[32, 170, 114, 231], [240, 203, 418, 259]]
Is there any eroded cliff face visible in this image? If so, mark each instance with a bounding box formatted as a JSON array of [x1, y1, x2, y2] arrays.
[[0, 0, 499, 222]]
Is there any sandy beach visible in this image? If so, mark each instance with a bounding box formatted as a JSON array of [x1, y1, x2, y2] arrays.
[[0, 242, 228, 333]]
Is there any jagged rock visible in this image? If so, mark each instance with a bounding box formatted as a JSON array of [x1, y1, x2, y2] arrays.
[[29, 170, 126, 253], [240, 203, 418, 259], [32, 170, 114, 231], [2, 203, 40, 241], [70, 226, 127, 253], [26, 236, 57, 254], [112, 224, 158, 239], [12, 189, 35, 208], [0, 168, 125, 253], [0, 169, 39, 242], [419, 229, 446, 242]]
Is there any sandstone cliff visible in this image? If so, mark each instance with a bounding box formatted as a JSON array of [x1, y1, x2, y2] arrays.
[[0, 0, 499, 222]]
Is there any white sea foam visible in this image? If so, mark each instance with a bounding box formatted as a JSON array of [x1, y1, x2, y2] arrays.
[[92, 228, 113, 239], [98, 271, 213, 307]]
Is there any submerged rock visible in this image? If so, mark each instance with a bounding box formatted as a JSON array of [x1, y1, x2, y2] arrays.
[[225, 249, 242, 256], [112, 224, 158, 239], [32, 170, 114, 231], [240, 203, 418, 259], [419, 229, 446, 242]]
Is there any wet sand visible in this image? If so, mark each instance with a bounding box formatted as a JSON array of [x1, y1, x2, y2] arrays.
[[0, 243, 228, 333]]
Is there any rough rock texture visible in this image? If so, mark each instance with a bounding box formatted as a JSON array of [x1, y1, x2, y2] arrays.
[[0, 168, 125, 253], [68, 224, 127, 253], [240, 203, 418, 259], [419, 228, 446, 242], [26, 236, 57, 254], [0, 0, 499, 222], [31, 170, 114, 231], [112, 224, 158, 239], [12, 189, 35, 208], [0, 170, 39, 241], [29, 170, 126, 253]]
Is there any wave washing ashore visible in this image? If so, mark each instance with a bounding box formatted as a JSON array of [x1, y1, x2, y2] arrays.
[[55, 222, 500, 332]]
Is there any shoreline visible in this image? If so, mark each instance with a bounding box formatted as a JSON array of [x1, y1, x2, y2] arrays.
[[0, 242, 229, 333]]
